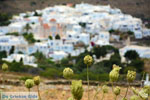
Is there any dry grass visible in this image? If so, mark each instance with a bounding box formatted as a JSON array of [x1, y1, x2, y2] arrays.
[[3, 84, 138, 100], [0, 72, 143, 100]]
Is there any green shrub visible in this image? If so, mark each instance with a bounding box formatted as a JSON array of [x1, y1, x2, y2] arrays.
[[73, 72, 109, 82], [40, 68, 62, 79], [19, 76, 33, 81]]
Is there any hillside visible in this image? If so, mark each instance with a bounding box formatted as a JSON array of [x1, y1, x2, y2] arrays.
[[0, 0, 150, 22]]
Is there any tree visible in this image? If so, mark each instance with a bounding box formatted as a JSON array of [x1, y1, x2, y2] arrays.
[[109, 29, 115, 33], [55, 34, 61, 40], [79, 22, 86, 28], [129, 59, 144, 72], [0, 51, 7, 59], [93, 46, 107, 59], [33, 11, 42, 16], [24, 24, 31, 33], [9, 46, 15, 55], [124, 50, 139, 61], [0, 13, 11, 26], [48, 36, 53, 40], [110, 53, 121, 66], [6, 32, 19, 36], [74, 50, 92, 72], [23, 33, 35, 43], [127, 31, 134, 35], [18, 51, 24, 54], [31, 51, 45, 62]]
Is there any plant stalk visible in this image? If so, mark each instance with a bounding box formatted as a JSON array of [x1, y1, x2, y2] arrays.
[[101, 92, 104, 100], [37, 85, 41, 100], [111, 82, 116, 100], [124, 82, 130, 98], [93, 85, 100, 100], [114, 95, 117, 100], [28, 88, 31, 100], [87, 65, 90, 100]]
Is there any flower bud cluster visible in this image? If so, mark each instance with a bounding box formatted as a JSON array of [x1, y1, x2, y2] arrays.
[[63, 68, 74, 79], [84, 55, 93, 66], [114, 86, 121, 96], [71, 80, 83, 100], [2, 63, 8, 72], [130, 95, 140, 100], [139, 89, 148, 100], [102, 85, 109, 93], [25, 79, 34, 89], [127, 70, 136, 82], [143, 85, 150, 95], [33, 76, 40, 85], [109, 64, 121, 82]]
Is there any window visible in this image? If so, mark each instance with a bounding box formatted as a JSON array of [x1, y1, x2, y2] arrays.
[[65, 47, 67, 49], [69, 35, 71, 38]]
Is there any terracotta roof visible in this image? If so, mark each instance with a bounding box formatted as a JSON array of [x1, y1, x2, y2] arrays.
[[50, 18, 56, 22], [67, 3, 73, 7]]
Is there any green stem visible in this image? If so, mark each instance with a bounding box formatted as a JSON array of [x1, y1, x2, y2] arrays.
[[111, 82, 114, 92], [37, 85, 41, 100], [28, 88, 31, 100], [124, 82, 130, 98], [101, 93, 104, 100], [3, 72, 5, 89], [142, 72, 145, 80], [87, 65, 90, 100], [111, 82, 116, 100], [114, 95, 117, 100], [93, 85, 100, 100]]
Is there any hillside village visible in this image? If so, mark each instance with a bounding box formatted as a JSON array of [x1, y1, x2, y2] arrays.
[[0, 3, 150, 68]]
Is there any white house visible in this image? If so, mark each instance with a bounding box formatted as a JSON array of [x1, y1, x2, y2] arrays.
[[85, 23, 102, 34], [47, 39, 74, 53], [71, 48, 85, 56], [49, 51, 68, 61], [0, 26, 9, 35], [142, 28, 150, 37], [66, 31, 90, 45], [90, 31, 110, 46], [120, 45, 150, 58], [98, 31, 110, 42], [0, 35, 29, 54], [66, 31, 78, 39], [134, 31, 143, 39], [8, 22, 26, 33], [77, 33, 90, 45], [2, 54, 37, 67], [24, 16, 39, 24], [72, 25, 82, 33], [34, 42, 48, 56]]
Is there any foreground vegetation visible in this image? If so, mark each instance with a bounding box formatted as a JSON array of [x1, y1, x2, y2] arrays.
[[0, 45, 145, 82], [0, 54, 150, 100]]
